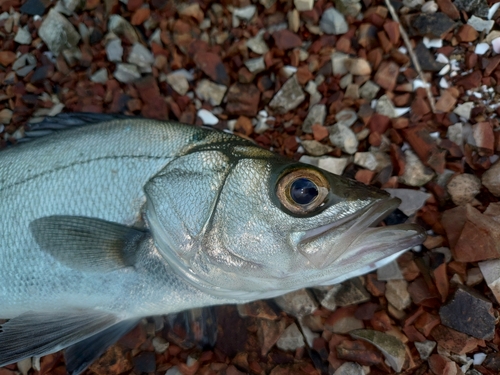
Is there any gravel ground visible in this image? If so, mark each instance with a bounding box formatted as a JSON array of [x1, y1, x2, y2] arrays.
[[1, 0, 500, 374]]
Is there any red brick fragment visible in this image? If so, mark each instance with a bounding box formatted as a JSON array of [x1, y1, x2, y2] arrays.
[[312, 124, 329, 141], [428, 354, 461, 375], [472, 121, 494, 154], [455, 70, 482, 90], [272, 29, 302, 50], [373, 61, 399, 91], [431, 325, 482, 355], [194, 51, 230, 86], [435, 89, 457, 112], [456, 24, 478, 42], [336, 340, 384, 367], [225, 83, 260, 117], [383, 20, 400, 44], [414, 311, 441, 337], [401, 125, 445, 173], [131, 7, 150, 25], [0, 51, 16, 66], [436, 0, 460, 19]]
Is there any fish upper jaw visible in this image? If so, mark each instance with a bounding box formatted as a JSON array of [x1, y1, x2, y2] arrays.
[[297, 197, 426, 270]]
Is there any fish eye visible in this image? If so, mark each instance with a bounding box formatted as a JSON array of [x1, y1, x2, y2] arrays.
[[276, 169, 330, 215]]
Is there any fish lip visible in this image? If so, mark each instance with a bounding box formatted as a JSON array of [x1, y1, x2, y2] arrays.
[[299, 197, 420, 269]]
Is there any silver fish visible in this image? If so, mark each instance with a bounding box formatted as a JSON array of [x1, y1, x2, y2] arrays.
[[0, 113, 425, 373]]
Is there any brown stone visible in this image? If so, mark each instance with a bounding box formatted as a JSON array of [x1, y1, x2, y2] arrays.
[[456, 24, 478, 42], [414, 311, 441, 337], [324, 306, 364, 334], [435, 89, 457, 112], [0, 51, 16, 66], [484, 55, 500, 76], [401, 125, 445, 173], [443, 205, 500, 262], [257, 319, 287, 356], [272, 29, 302, 50], [355, 169, 375, 185], [234, 116, 254, 136], [402, 325, 426, 342], [225, 83, 260, 117], [428, 354, 462, 375], [194, 51, 230, 86], [131, 7, 150, 25], [472, 122, 494, 154], [374, 61, 399, 91], [455, 70, 482, 90], [431, 325, 481, 355], [365, 274, 386, 297], [383, 20, 400, 45], [312, 124, 329, 141], [408, 277, 441, 308], [433, 263, 449, 302], [336, 340, 384, 367], [436, 0, 460, 20], [89, 346, 133, 375]]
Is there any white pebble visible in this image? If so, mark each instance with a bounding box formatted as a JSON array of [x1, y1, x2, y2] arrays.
[[439, 77, 449, 88], [436, 53, 449, 64], [474, 352, 487, 365], [197, 109, 219, 125], [438, 64, 450, 76], [492, 37, 500, 54], [423, 37, 442, 48], [489, 2, 500, 20], [475, 43, 489, 55]]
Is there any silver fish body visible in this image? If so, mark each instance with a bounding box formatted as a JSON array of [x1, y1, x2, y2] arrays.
[[0, 114, 426, 372]]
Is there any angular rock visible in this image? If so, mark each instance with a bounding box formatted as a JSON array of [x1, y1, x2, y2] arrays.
[[90, 68, 108, 84], [195, 79, 227, 106], [325, 307, 364, 334], [373, 61, 399, 91], [272, 29, 302, 50], [329, 124, 358, 154], [335, 278, 371, 306], [294, 0, 314, 11], [320, 8, 348, 35], [446, 174, 481, 206], [301, 140, 333, 156], [468, 15, 494, 33], [194, 51, 229, 86], [20, 0, 48, 15], [246, 31, 268, 54], [384, 189, 431, 216], [0, 51, 17, 67], [415, 43, 446, 72], [344, 58, 371, 76], [454, 0, 488, 18], [237, 300, 279, 320], [14, 26, 32, 45], [411, 12, 456, 38], [127, 43, 154, 72], [165, 72, 190, 96], [399, 149, 435, 187], [197, 109, 218, 125], [257, 319, 287, 356], [106, 38, 123, 62], [332, 362, 364, 375], [375, 95, 397, 118], [38, 9, 80, 55], [331, 51, 349, 76], [430, 324, 481, 355], [268, 75, 305, 114], [334, 0, 362, 17], [276, 323, 305, 351], [414, 340, 436, 360], [335, 109, 358, 128], [113, 63, 141, 83], [299, 155, 349, 175], [108, 15, 139, 44], [479, 259, 500, 303], [226, 83, 260, 117], [302, 104, 326, 133], [442, 204, 500, 262], [377, 261, 404, 281], [439, 284, 495, 340], [244, 57, 265, 74], [350, 329, 406, 372], [274, 289, 318, 318], [482, 160, 500, 196], [354, 152, 378, 171], [359, 80, 380, 100], [385, 279, 411, 310]]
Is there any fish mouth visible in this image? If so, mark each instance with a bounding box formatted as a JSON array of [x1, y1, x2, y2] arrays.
[[298, 197, 426, 270]]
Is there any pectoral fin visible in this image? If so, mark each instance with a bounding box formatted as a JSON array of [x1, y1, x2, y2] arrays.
[[30, 216, 146, 272], [0, 310, 118, 367], [64, 319, 140, 375]]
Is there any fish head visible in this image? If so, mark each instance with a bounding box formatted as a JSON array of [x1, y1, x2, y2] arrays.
[[145, 144, 426, 300]]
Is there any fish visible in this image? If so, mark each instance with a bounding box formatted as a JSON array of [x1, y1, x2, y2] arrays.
[[0, 113, 426, 374]]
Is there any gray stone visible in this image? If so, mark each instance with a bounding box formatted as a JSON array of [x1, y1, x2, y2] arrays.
[[479, 259, 500, 303], [294, 0, 314, 11], [384, 188, 431, 216], [375, 95, 397, 118], [335, 108, 357, 127], [274, 289, 318, 318], [106, 38, 123, 62], [447, 173, 481, 205], [331, 51, 349, 76], [288, 9, 300, 33], [359, 80, 380, 100], [0, 109, 13, 125], [302, 104, 326, 133], [354, 152, 378, 171], [62, 0, 84, 12], [152, 337, 169, 353], [38, 9, 80, 55], [466, 267, 483, 286], [447, 122, 463, 148], [350, 329, 406, 372], [385, 279, 411, 310], [468, 15, 494, 33], [454, 0, 489, 18], [377, 261, 404, 281], [246, 30, 269, 54], [14, 26, 32, 44], [127, 43, 154, 72], [414, 340, 436, 360], [333, 362, 364, 375], [195, 79, 227, 106], [166, 72, 189, 95], [453, 102, 474, 120], [320, 7, 348, 35], [334, 0, 362, 17], [90, 68, 108, 84], [415, 43, 446, 72], [312, 284, 342, 311], [276, 323, 305, 351], [335, 278, 371, 306], [244, 57, 265, 74], [268, 75, 305, 114], [329, 123, 358, 154], [304, 81, 321, 107], [399, 149, 435, 186], [113, 63, 141, 83], [439, 284, 496, 340], [482, 160, 500, 196], [411, 12, 456, 39], [299, 155, 349, 175], [108, 14, 139, 44], [301, 140, 333, 156]]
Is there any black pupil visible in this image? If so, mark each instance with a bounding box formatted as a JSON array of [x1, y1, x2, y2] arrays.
[[290, 178, 319, 205]]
